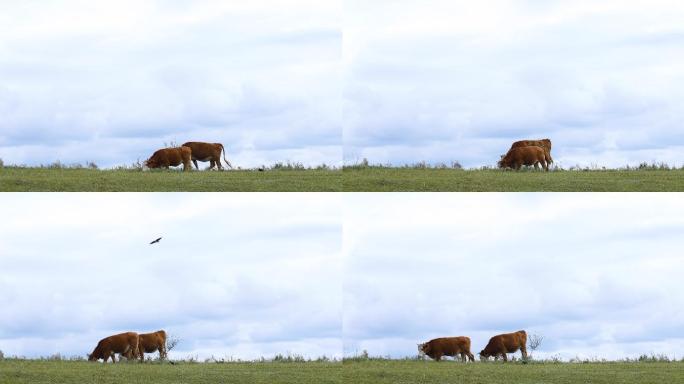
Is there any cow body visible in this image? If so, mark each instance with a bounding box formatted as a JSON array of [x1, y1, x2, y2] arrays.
[[418, 337, 475, 362], [88, 332, 139, 363], [510, 138, 553, 164], [136, 330, 167, 361], [145, 147, 192, 171], [181, 142, 232, 170], [498, 146, 548, 171], [480, 330, 528, 361]]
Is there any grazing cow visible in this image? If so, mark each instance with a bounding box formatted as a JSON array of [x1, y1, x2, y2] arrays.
[[145, 147, 192, 171], [181, 142, 233, 170], [498, 146, 548, 171], [88, 332, 139, 363], [418, 337, 475, 362], [480, 330, 528, 362], [510, 139, 553, 164], [135, 330, 167, 361]]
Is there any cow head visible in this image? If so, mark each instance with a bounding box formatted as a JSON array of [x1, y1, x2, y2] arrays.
[[497, 157, 506, 168], [145, 157, 159, 169], [417, 343, 426, 356], [479, 350, 491, 361]]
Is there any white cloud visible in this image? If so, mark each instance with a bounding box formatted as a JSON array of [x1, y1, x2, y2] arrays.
[[344, 0, 684, 167], [0, 1, 341, 168], [343, 193, 684, 360], [0, 193, 342, 359]]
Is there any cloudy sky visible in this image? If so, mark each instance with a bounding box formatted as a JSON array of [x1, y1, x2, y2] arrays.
[[3, 1, 683, 169], [344, 0, 684, 167], [0, 1, 341, 168], [344, 193, 684, 360], [0, 193, 341, 360]]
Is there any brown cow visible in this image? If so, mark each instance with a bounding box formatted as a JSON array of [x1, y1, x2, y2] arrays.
[[145, 146, 192, 171], [88, 332, 139, 363], [498, 146, 548, 171], [418, 337, 475, 362], [135, 330, 167, 361], [510, 138, 553, 164], [181, 142, 233, 170], [480, 330, 528, 361]]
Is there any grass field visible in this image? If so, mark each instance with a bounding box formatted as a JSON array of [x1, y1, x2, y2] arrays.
[[342, 360, 684, 384], [342, 168, 684, 191], [0, 360, 342, 384], [2, 166, 684, 192], [3, 360, 681, 384], [0, 168, 341, 192]]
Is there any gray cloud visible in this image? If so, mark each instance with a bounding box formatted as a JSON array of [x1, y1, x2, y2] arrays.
[[343, 194, 684, 360], [0, 194, 342, 359]]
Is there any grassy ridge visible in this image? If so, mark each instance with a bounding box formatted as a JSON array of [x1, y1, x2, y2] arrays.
[[2, 167, 683, 191], [0, 168, 341, 192], [0, 360, 342, 384], [342, 360, 684, 384], [342, 168, 684, 191], [3, 360, 681, 384]]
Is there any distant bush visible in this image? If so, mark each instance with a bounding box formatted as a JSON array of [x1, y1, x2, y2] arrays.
[[113, 159, 144, 171], [271, 161, 306, 170], [272, 353, 306, 363], [0, 158, 4, 168], [0, 349, 4, 360]]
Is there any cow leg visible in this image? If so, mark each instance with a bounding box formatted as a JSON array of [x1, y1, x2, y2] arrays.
[[542, 160, 548, 171], [501, 353, 507, 362], [521, 345, 528, 360], [216, 158, 224, 170], [468, 352, 475, 362], [209, 160, 217, 170], [533, 162, 539, 170], [193, 159, 200, 170]]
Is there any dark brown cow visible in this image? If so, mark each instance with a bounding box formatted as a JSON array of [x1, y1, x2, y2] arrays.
[[480, 330, 528, 361], [181, 142, 232, 170], [145, 146, 192, 171], [136, 330, 167, 361], [510, 138, 553, 163], [418, 337, 475, 362], [88, 332, 139, 363], [498, 146, 548, 171]]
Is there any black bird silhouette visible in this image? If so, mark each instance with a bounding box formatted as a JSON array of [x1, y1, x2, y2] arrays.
[[149, 237, 162, 245]]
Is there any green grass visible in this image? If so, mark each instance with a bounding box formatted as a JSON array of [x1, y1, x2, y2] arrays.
[[342, 360, 684, 384], [342, 168, 684, 191], [0, 168, 341, 192], [2, 166, 683, 192], [0, 360, 341, 384], [2, 359, 682, 384]]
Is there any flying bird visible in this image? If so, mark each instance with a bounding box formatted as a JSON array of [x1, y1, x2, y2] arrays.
[[149, 237, 162, 245]]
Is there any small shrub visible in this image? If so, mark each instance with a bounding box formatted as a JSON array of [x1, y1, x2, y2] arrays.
[[166, 334, 180, 355], [0, 349, 4, 360], [0, 158, 4, 168], [87, 161, 98, 169]]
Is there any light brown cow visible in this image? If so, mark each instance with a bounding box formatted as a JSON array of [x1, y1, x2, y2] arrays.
[[145, 146, 192, 171], [418, 337, 475, 362], [498, 146, 548, 171], [479, 330, 528, 361], [181, 142, 233, 170], [88, 332, 139, 363], [510, 138, 553, 164], [136, 330, 167, 361]]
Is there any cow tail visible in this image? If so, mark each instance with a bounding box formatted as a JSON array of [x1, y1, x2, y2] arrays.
[[220, 143, 233, 169]]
